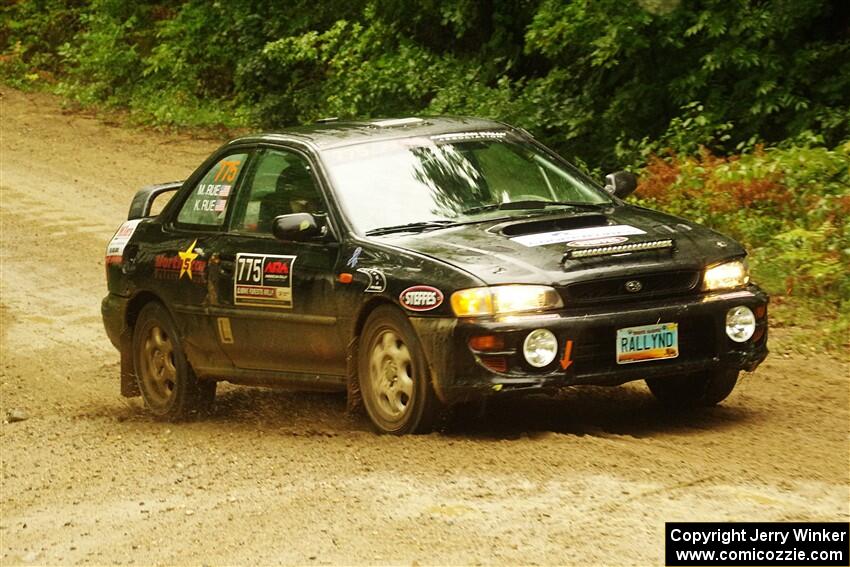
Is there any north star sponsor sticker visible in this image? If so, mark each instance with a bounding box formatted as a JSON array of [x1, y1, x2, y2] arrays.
[[400, 286, 443, 311], [178, 239, 200, 280], [153, 240, 207, 282]]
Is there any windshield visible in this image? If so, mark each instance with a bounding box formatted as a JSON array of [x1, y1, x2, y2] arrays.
[[321, 131, 611, 234]]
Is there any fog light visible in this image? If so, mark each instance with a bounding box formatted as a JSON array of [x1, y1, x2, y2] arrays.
[[726, 306, 756, 343], [523, 329, 558, 367]]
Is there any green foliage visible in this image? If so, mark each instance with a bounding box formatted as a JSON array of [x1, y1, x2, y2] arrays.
[[635, 142, 849, 353], [635, 143, 850, 304], [3, 0, 847, 165]]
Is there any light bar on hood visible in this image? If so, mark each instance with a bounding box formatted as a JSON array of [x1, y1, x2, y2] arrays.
[[565, 239, 674, 259]]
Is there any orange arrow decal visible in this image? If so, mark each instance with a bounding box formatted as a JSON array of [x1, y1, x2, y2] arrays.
[[560, 339, 574, 370]]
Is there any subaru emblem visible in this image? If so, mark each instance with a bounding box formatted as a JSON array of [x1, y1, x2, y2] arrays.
[[625, 280, 643, 293]]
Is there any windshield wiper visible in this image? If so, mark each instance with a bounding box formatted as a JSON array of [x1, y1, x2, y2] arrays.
[[462, 200, 605, 215], [365, 220, 459, 236]]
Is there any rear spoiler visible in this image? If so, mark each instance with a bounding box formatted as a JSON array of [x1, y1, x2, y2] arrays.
[[127, 181, 183, 220]]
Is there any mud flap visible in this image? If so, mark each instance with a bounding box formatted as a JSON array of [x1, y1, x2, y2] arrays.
[[345, 337, 362, 413], [409, 317, 457, 405], [119, 328, 140, 397]]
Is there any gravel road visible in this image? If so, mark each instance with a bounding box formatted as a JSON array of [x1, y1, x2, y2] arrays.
[[1, 87, 848, 566]]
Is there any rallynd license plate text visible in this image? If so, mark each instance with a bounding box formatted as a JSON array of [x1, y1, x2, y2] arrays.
[[616, 322, 679, 364]]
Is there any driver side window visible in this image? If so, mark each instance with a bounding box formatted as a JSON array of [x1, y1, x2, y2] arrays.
[[231, 149, 326, 234]]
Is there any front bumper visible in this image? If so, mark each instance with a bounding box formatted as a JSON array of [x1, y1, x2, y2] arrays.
[[411, 286, 769, 404]]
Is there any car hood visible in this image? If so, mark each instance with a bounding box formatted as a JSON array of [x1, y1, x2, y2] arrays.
[[376, 205, 746, 287]]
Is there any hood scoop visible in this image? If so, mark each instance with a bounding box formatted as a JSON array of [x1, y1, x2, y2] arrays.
[[497, 214, 609, 237]]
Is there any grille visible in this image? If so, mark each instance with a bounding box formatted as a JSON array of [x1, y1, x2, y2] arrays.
[[564, 270, 699, 303], [571, 316, 716, 375]]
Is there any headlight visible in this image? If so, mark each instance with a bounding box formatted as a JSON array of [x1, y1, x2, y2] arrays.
[[703, 259, 750, 291], [451, 285, 563, 317]]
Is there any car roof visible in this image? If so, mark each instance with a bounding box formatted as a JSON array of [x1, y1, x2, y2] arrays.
[[227, 116, 513, 151]]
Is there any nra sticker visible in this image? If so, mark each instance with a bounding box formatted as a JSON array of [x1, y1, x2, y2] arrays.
[[566, 236, 629, 248], [357, 268, 387, 293], [234, 253, 296, 309], [400, 285, 443, 311]]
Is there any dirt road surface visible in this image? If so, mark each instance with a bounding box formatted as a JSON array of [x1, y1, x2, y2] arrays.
[[1, 87, 848, 566]]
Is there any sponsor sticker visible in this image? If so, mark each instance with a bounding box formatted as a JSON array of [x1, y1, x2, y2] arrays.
[[399, 285, 443, 311], [512, 224, 646, 247], [234, 253, 296, 309], [154, 239, 207, 282], [430, 131, 507, 142], [566, 236, 629, 248], [347, 246, 362, 268], [217, 317, 234, 344], [357, 268, 387, 293], [105, 219, 143, 264]]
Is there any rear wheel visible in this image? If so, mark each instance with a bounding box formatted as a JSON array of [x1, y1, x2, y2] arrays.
[[358, 306, 442, 434], [646, 368, 739, 407], [133, 302, 216, 420]]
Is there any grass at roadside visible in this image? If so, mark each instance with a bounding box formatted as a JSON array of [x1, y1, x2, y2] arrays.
[[768, 296, 849, 357]]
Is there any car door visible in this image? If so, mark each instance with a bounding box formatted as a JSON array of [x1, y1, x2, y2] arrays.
[[133, 149, 252, 371], [209, 146, 346, 376]]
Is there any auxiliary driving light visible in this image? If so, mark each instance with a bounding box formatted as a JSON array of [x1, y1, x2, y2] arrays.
[[726, 306, 756, 343], [523, 329, 558, 368]]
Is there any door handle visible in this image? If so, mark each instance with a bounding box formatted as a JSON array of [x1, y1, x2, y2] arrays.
[[220, 259, 235, 277], [212, 253, 236, 277]]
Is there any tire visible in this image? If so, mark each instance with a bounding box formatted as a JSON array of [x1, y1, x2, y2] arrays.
[[133, 302, 216, 420], [358, 305, 442, 434], [646, 368, 739, 407]]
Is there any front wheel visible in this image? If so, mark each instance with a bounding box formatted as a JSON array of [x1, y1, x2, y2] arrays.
[[646, 368, 739, 407], [133, 302, 216, 420], [358, 306, 442, 434]]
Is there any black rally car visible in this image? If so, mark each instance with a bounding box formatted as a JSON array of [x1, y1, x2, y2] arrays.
[[102, 117, 768, 434]]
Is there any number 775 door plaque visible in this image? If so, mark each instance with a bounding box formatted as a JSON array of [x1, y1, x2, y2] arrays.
[[234, 253, 296, 309]]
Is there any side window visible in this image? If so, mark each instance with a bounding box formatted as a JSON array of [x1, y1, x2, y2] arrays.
[[231, 149, 326, 234], [177, 153, 249, 227]]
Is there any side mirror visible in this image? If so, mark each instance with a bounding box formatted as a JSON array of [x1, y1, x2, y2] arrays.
[[272, 213, 322, 241], [603, 171, 638, 199]]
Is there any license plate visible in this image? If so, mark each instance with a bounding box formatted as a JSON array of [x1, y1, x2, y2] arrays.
[[616, 322, 679, 365]]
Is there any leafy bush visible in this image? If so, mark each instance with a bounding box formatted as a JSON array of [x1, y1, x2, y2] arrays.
[[635, 143, 850, 303], [2, 0, 848, 166]]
